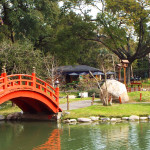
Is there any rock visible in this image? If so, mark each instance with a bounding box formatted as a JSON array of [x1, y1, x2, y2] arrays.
[[6, 112, 22, 120], [101, 118, 110, 121], [70, 119, 77, 122], [122, 117, 129, 120], [148, 116, 150, 119], [110, 118, 121, 122], [129, 115, 139, 121], [77, 118, 92, 122], [90, 116, 99, 121], [68, 95, 76, 99], [0, 115, 5, 120], [57, 112, 62, 120], [63, 119, 70, 123], [69, 122, 77, 125], [100, 79, 129, 103], [111, 118, 117, 122], [140, 117, 148, 120], [141, 88, 147, 91], [65, 112, 70, 115]]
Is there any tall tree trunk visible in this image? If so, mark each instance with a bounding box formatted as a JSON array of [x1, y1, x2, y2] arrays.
[[148, 53, 150, 78], [126, 63, 131, 85], [11, 30, 15, 43]]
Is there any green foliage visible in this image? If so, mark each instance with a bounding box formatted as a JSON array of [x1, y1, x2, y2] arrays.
[[52, 11, 97, 65], [0, 0, 100, 66], [97, 12, 127, 49], [1, 0, 149, 73], [0, 41, 43, 75], [0, 40, 59, 81], [0, 106, 21, 116], [87, 88, 100, 98], [0, 0, 60, 42]]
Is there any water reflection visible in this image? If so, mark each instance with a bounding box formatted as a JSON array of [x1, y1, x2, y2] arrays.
[[1, 121, 150, 150], [60, 122, 150, 150], [0, 121, 61, 150], [33, 129, 61, 150]]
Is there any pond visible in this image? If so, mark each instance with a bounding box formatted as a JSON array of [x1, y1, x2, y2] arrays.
[[0, 121, 150, 150]]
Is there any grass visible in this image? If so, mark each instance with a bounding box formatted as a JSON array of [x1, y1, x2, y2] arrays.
[[62, 90, 150, 119], [59, 91, 79, 97], [63, 103, 150, 119], [59, 91, 150, 104], [59, 91, 99, 104], [128, 91, 150, 102], [142, 79, 150, 86], [0, 106, 21, 116], [59, 97, 99, 104]]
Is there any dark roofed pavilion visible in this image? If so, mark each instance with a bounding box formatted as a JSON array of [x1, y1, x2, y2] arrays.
[[57, 65, 102, 74], [57, 65, 103, 83]]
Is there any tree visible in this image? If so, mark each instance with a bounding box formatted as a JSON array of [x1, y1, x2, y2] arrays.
[[97, 0, 150, 83], [0, 0, 60, 44], [0, 40, 44, 75], [0, 1, 100, 66], [63, 0, 150, 83], [52, 10, 97, 65], [42, 53, 60, 87]]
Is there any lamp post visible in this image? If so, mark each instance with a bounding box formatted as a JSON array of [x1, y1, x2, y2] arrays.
[[121, 60, 129, 86], [55, 79, 59, 88]]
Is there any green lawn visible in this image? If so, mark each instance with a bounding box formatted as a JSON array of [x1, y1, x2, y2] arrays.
[[0, 106, 21, 116], [63, 103, 150, 119], [59, 91, 150, 104], [128, 91, 150, 102], [59, 97, 99, 104], [62, 91, 150, 119], [59, 91, 79, 97], [59, 91, 99, 104]]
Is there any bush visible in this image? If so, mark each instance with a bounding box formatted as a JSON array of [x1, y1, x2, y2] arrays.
[[87, 88, 100, 98], [60, 81, 78, 91]]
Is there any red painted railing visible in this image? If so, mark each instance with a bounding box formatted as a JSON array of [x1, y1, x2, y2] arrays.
[[0, 71, 59, 106]]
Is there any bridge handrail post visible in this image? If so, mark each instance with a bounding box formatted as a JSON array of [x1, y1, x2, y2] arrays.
[[18, 75, 21, 85], [32, 67, 36, 89], [55, 84, 59, 105], [1, 70, 3, 78]]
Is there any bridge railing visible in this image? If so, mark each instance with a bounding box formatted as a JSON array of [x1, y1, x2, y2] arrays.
[[0, 69, 59, 105]]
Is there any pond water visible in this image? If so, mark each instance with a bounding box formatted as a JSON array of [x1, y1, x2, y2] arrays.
[[0, 121, 150, 150]]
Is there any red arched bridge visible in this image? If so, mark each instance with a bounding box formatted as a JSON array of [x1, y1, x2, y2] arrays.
[[0, 69, 61, 115]]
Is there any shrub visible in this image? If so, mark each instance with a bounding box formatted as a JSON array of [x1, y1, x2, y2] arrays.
[[87, 88, 100, 98]]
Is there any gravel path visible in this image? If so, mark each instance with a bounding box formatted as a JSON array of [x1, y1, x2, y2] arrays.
[[60, 100, 96, 110], [59, 100, 150, 110]]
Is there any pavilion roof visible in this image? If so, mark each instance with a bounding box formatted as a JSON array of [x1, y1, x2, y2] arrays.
[[57, 65, 102, 74]]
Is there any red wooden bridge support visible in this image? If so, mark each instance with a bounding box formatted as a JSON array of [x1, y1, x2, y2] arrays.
[[0, 66, 62, 119]]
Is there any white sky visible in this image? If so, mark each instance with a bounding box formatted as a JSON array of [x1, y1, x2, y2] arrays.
[[59, 1, 102, 19]]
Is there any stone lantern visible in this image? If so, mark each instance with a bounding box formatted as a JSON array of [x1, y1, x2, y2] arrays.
[[121, 59, 129, 86], [116, 64, 122, 82]]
